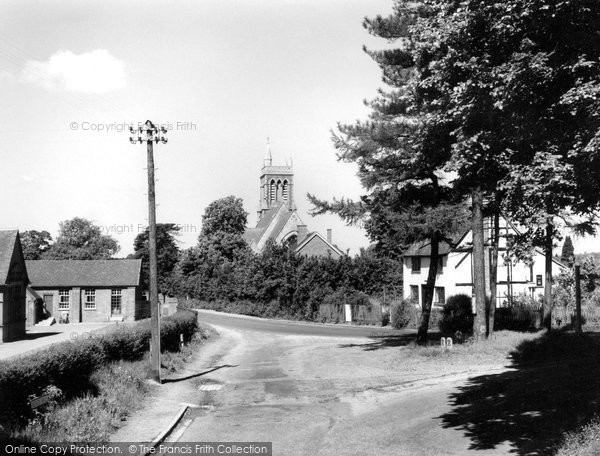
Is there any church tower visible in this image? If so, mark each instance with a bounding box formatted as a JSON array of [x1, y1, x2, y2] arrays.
[[258, 138, 294, 221]]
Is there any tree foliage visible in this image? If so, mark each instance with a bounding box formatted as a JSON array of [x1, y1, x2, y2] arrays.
[[43, 218, 119, 260], [561, 236, 575, 268], [201, 195, 247, 237], [315, 0, 600, 339], [20, 230, 53, 260], [130, 223, 181, 293]]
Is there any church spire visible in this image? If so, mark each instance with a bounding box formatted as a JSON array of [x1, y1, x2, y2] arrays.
[[264, 137, 272, 167]]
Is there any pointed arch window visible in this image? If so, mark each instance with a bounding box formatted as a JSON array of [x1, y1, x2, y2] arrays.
[[270, 180, 276, 204], [282, 180, 289, 201]]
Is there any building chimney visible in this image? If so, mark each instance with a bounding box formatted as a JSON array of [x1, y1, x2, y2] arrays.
[[327, 228, 332, 244]]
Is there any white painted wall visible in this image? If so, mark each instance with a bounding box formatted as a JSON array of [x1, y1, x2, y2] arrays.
[[403, 218, 565, 308]]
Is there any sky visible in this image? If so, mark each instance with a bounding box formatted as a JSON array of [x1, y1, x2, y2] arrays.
[[0, 0, 598, 257]]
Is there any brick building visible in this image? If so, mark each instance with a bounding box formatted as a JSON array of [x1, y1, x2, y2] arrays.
[[26, 259, 148, 323]]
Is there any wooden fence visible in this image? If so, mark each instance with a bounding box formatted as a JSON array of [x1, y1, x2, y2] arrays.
[[318, 299, 383, 325]]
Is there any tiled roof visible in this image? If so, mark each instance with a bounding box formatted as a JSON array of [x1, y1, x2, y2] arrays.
[[295, 231, 344, 257], [26, 259, 141, 288], [243, 203, 295, 246], [403, 239, 453, 257], [0, 230, 19, 284]]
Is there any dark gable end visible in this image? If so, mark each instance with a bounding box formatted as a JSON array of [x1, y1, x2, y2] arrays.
[[0, 230, 28, 285], [26, 259, 142, 288]]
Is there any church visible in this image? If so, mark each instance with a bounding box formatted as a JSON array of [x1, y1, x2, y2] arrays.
[[243, 141, 344, 259]]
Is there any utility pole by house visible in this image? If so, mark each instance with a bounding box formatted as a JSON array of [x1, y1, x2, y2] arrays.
[[130, 120, 167, 383]]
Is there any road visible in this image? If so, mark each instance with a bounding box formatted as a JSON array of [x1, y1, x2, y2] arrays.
[[195, 309, 411, 338], [172, 311, 512, 455]]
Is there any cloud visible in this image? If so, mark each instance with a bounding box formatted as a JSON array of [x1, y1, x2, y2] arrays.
[[22, 49, 126, 93]]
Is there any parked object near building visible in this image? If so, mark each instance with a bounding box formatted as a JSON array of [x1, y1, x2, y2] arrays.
[[0, 230, 29, 342], [243, 141, 343, 258], [26, 259, 148, 323], [403, 217, 566, 309]]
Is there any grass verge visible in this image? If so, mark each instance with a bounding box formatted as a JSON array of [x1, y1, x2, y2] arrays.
[[385, 330, 541, 376], [8, 322, 214, 443], [556, 416, 600, 456]]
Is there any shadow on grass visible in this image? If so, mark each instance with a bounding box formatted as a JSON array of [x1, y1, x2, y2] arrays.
[[337, 331, 443, 351], [22, 331, 61, 340], [162, 364, 238, 383], [438, 330, 600, 455]]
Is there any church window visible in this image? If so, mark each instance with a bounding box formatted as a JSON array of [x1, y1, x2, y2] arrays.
[[283, 180, 289, 201], [270, 180, 276, 204]]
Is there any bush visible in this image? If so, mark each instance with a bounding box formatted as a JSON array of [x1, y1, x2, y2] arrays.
[[390, 299, 416, 329], [381, 311, 390, 326], [494, 294, 542, 332], [0, 311, 198, 426], [439, 294, 474, 334]]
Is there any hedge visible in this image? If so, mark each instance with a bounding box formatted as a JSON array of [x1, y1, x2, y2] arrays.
[[0, 310, 198, 425]]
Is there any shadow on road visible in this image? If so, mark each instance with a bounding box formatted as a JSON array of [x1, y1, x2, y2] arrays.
[[438, 330, 600, 455], [337, 331, 443, 351], [162, 364, 238, 383]]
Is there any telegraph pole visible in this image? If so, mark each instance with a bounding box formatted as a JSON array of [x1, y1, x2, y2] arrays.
[[130, 120, 167, 383]]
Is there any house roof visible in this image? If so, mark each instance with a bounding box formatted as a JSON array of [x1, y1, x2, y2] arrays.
[[403, 239, 453, 257], [0, 230, 22, 284], [26, 259, 142, 288], [295, 231, 344, 257]]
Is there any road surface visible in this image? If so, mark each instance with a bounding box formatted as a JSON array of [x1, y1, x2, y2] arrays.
[[170, 311, 512, 455], [195, 309, 411, 338]]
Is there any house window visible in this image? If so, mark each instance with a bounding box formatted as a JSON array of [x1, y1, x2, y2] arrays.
[[536, 275, 543, 287], [411, 257, 421, 273], [437, 256, 444, 274], [84, 289, 96, 310], [58, 290, 70, 310], [410, 285, 419, 302], [434, 287, 446, 306], [111, 289, 122, 315]]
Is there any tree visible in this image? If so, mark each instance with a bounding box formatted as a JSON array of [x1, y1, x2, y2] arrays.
[[488, 1, 600, 327], [201, 195, 247, 237], [131, 223, 181, 294], [561, 236, 575, 268], [309, 1, 471, 344], [43, 217, 119, 260], [20, 230, 53, 260], [173, 196, 251, 301]]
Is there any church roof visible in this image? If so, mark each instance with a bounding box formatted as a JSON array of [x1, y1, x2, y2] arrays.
[[243, 203, 296, 247]]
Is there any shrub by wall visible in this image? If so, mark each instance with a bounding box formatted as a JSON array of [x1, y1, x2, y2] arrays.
[[390, 299, 414, 329], [0, 311, 198, 426], [439, 294, 474, 334]]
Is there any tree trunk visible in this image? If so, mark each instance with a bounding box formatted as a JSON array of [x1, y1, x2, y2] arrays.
[[417, 230, 440, 345], [487, 211, 499, 337], [472, 188, 487, 340], [543, 219, 553, 330]]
